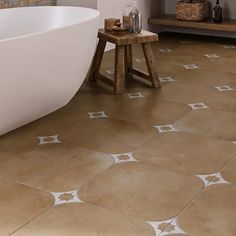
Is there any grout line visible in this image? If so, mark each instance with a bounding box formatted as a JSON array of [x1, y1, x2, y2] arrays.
[[158, 153, 236, 235], [4, 35, 236, 235], [9, 205, 54, 236]]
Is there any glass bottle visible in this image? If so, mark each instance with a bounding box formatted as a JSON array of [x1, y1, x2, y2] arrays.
[[129, 0, 142, 34], [123, 0, 132, 30], [213, 0, 222, 23]]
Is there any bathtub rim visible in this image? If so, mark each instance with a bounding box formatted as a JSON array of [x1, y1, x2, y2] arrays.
[[0, 6, 100, 42]]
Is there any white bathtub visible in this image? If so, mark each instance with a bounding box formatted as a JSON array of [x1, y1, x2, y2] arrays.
[[0, 6, 99, 136]]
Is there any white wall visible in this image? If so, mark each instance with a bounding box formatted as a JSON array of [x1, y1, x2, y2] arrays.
[[57, 0, 236, 38], [97, 0, 160, 30], [57, 0, 97, 9], [58, 0, 161, 49], [58, 0, 161, 29], [165, 0, 236, 19]]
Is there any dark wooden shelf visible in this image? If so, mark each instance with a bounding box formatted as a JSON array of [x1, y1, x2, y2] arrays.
[[149, 14, 236, 32]]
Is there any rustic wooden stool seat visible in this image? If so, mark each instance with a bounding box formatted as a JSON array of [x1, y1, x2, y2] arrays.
[[88, 29, 161, 94]]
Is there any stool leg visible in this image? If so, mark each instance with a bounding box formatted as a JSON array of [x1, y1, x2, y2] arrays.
[[114, 45, 125, 94], [125, 44, 133, 75], [88, 39, 107, 81], [142, 42, 161, 88]]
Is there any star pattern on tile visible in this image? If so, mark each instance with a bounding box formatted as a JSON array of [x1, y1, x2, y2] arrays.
[[183, 64, 199, 70], [38, 135, 61, 145], [147, 218, 186, 236], [196, 172, 230, 188], [215, 85, 234, 92], [232, 141, 236, 144], [159, 77, 175, 83], [188, 103, 209, 110], [205, 54, 219, 58], [135, 58, 145, 63], [88, 111, 108, 119], [159, 48, 173, 53], [179, 40, 192, 44], [223, 45, 236, 49], [127, 92, 145, 99], [111, 152, 137, 164], [154, 124, 178, 134], [51, 190, 84, 206], [106, 69, 115, 74]]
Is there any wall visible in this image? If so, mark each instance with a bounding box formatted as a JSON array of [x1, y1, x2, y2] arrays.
[[58, 0, 161, 29], [165, 0, 236, 19], [58, 0, 161, 49], [0, 0, 56, 8], [97, 0, 160, 30], [57, 0, 97, 9]]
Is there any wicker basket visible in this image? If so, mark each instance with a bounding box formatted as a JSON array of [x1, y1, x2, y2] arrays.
[[176, 0, 209, 22]]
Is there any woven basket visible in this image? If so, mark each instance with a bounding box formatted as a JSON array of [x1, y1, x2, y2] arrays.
[[176, 0, 209, 22]]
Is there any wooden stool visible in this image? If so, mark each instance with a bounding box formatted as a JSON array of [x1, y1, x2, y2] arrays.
[[88, 29, 161, 94]]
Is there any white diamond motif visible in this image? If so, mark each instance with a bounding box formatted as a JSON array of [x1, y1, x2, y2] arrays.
[[205, 54, 219, 58], [188, 103, 209, 110], [159, 48, 172, 53], [155, 125, 178, 134], [159, 77, 175, 83], [88, 111, 108, 119], [106, 69, 115, 74], [51, 190, 83, 206], [215, 85, 234, 92], [147, 218, 186, 236], [111, 152, 137, 164], [38, 135, 61, 145], [135, 58, 145, 63], [127, 92, 145, 99], [196, 172, 230, 188], [223, 45, 236, 49], [183, 64, 199, 70]]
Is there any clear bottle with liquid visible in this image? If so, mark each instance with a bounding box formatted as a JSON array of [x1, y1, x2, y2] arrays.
[[129, 0, 142, 34], [213, 0, 222, 23], [123, 0, 132, 30]]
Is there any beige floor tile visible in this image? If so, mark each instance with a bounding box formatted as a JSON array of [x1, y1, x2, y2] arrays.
[[148, 60, 186, 75], [207, 91, 236, 113], [229, 79, 236, 89], [153, 82, 236, 114], [160, 39, 235, 57], [77, 118, 156, 153], [0, 180, 53, 236], [79, 162, 202, 221], [178, 185, 236, 236], [108, 98, 191, 125], [197, 56, 236, 73], [174, 70, 236, 88], [0, 33, 235, 236], [174, 109, 236, 141], [13, 203, 153, 236], [144, 83, 215, 105], [134, 132, 236, 175], [0, 146, 113, 192], [222, 158, 236, 184], [67, 82, 126, 112], [0, 107, 91, 153]]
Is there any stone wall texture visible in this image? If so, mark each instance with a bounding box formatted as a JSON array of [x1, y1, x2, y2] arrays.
[[0, 0, 56, 8]]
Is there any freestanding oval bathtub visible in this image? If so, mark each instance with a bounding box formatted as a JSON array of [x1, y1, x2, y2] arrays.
[[0, 6, 99, 136]]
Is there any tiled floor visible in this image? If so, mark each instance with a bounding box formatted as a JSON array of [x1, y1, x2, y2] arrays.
[[1, 33, 236, 235]]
